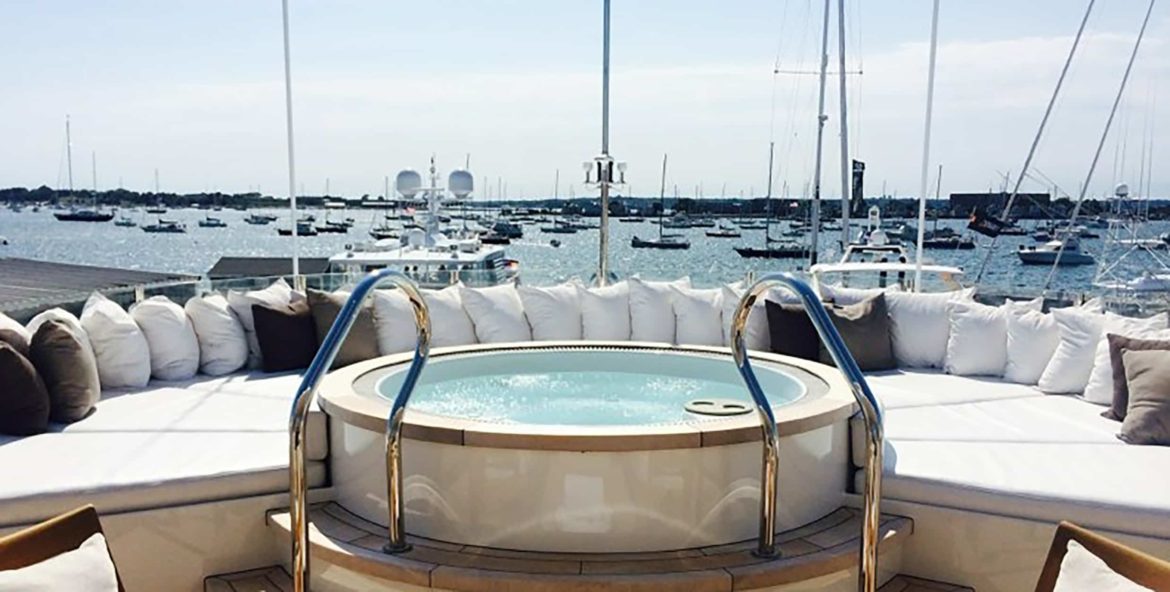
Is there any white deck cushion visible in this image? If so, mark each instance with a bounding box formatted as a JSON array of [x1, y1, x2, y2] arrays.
[[517, 281, 583, 341], [579, 281, 631, 341], [1082, 312, 1168, 404], [720, 283, 799, 350], [421, 284, 477, 348], [1039, 307, 1106, 394], [884, 288, 975, 369], [945, 298, 1041, 377], [372, 289, 423, 354], [672, 285, 723, 346], [628, 276, 690, 343], [0, 532, 118, 591], [226, 279, 299, 369], [1004, 309, 1060, 384], [80, 293, 150, 389], [130, 296, 199, 381], [1054, 540, 1154, 591], [0, 371, 328, 527], [26, 308, 89, 342], [184, 293, 248, 376], [461, 284, 532, 344], [0, 311, 31, 344]]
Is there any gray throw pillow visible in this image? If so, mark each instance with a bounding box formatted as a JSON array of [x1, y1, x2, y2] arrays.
[[306, 289, 380, 369], [1104, 333, 1170, 421], [28, 319, 101, 423], [817, 294, 896, 372], [1119, 349, 1170, 446]]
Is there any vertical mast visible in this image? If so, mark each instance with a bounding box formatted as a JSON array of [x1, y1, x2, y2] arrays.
[[836, 0, 852, 249], [913, 0, 941, 291], [597, 0, 613, 284], [765, 142, 775, 246], [659, 154, 667, 240], [809, 0, 831, 266], [281, 0, 300, 278], [65, 115, 75, 195]]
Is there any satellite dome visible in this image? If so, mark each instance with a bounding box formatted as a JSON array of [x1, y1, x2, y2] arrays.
[[396, 169, 422, 199], [448, 169, 474, 198], [1115, 183, 1130, 198]]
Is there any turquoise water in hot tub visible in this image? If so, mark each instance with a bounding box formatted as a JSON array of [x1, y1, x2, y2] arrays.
[[374, 349, 807, 426]]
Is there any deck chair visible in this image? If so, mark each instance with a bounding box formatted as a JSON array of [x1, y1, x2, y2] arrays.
[[1035, 521, 1170, 592], [0, 504, 124, 591]]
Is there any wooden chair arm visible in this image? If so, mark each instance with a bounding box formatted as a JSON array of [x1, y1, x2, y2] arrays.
[[0, 505, 124, 591], [1036, 521, 1170, 592]]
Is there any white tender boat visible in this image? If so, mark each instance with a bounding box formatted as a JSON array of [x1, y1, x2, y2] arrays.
[[1018, 238, 1095, 266]]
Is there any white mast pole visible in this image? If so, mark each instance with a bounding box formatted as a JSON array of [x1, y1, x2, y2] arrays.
[[809, 0, 831, 266], [913, 0, 941, 291], [281, 0, 300, 278], [66, 115, 74, 195], [597, 0, 613, 285], [836, 0, 852, 250]]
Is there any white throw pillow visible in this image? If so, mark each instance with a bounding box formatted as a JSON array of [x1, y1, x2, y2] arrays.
[[719, 283, 801, 350], [1038, 307, 1107, 394], [421, 284, 477, 348], [1004, 309, 1061, 385], [0, 311, 31, 344], [945, 298, 1042, 377], [461, 284, 532, 344], [884, 288, 975, 368], [81, 292, 151, 388], [27, 307, 89, 338], [1053, 540, 1154, 592], [517, 281, 583, 341], [0, 532, 119, 592], [184, 293, 249, 376], [372, 289, 424, 355], [672, 285, 723, 346], [579, 281, 631, 341], [227, 278, 299, 369], [628, 276, 691, 343], [820, 283, 902, 306], [129, 296, 199, 381], [1082, 311, 1169, 404]]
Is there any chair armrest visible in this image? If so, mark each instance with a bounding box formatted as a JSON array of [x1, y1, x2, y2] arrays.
[[0, 505, 124, 591], [1036, 521, 1170, 592]]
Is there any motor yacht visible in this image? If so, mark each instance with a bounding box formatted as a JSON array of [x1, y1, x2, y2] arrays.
[[1018, 238, 1095, 266]]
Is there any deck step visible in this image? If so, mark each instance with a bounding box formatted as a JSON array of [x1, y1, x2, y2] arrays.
[[879, 574, 975, 592], [204, 566, 293, 592], [267, 503, 913, 591]]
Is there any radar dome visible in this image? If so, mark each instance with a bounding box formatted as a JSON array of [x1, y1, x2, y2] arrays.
[[1115, 183, 1130, 198], [448, 169, 474, 198], [396, 169, 422, 199]]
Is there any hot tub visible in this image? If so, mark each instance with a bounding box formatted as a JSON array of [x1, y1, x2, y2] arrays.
[[319, 342, 856, 553]]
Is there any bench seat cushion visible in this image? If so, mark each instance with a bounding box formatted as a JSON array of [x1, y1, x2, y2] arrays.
[[850, 369, 1170, 539], [0, 372, 328, 527]]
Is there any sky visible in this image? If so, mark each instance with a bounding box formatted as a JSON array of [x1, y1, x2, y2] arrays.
[[1, 0, 1168, 200]]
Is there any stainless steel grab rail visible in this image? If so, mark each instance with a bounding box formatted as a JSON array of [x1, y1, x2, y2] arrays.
[[288, 269, 431, 592], [729, 272, 884, 592]]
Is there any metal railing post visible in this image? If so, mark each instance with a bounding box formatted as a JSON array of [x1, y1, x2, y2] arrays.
[[288, 269, 431, 592], [729, 272, 884, 592]]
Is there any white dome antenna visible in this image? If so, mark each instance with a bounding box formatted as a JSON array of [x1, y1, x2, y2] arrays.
[[448, 169, 474, 199], [396, 169, 422, 199]]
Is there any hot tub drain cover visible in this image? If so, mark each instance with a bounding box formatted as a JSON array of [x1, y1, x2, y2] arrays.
[[685, 398, 753, 417]]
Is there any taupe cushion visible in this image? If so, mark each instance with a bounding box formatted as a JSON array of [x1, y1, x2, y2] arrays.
[[306, 289, 379, 368], [253, 301, 318, 373], [28, 320, 101, 423], [765, 301, 820, 361], [0, 343, 50, 436], [1105, 333, 1170, 421], [818, 294, 895, 372], [1119, 349, 1170, 446]]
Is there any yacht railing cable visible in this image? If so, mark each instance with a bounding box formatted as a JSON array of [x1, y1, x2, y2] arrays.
[[730, 273, 884, 592], [972, 0, 1095, 284], [287, 269, 431, 592], [1044, 0, 1157, 292]]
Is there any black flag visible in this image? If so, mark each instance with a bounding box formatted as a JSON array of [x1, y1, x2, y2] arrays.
[[850, 160, 866, 217]]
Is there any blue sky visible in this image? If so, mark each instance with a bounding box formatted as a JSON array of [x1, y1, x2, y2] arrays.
[[1, 1, 1167, 200]]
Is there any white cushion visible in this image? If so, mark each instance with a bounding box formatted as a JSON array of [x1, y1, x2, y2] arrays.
[[80, 293, 150, 389], [461, 284, 532, 344], [372, 289, 423, 355], [945, 298, 1041, 377], [884, 288, 975, 368], [1039, 307, 1107, 394], [183, 293, 248, 376], [129, 296, 199, 381], [1082, 312, 1169, 404], [421, 284, 477, 348], [1054, 540, 1154, 592], [628, 276, 691, 343], [0, 533, 118, 592], [227, 278, 300, 369], [719, 283, 798, 350], [672, 285, 723, 346], [26, 308, 89, 340], [0, 311, 31, 343], [579, 281, 631, 341], [517, 281, 583, 341], [1004, 309, 1060, 384]]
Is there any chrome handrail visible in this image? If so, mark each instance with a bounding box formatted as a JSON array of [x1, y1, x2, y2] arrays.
[[729, 272, 884, 592], [288, 269, 431, 592]]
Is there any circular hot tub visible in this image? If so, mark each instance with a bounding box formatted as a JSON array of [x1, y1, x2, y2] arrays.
[[320, 342, 856, 553]]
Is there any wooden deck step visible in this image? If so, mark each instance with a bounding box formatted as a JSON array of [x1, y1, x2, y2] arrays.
[[205, 566, 293, 592], [879, 574, 975, 592], [267, 503, 913, 591]]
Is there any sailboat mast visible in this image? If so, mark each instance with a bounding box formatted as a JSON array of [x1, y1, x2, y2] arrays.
[[836, 0, 852, 249], [765, 141, 775, 246], [65, 115, 74, 195], [809, 0, 831, 266], [659, 154, 668, 240], [913, 0, 941, 291], [92, 152, 97, 192]]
